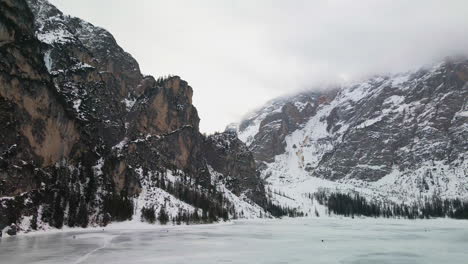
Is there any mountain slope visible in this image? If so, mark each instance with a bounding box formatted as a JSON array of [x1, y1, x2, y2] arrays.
[[0, 0, 267, 235], [235, 60, 468, 214]]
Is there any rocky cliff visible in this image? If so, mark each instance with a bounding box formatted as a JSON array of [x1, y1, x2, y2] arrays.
[[0, 0, 266, 234], [235, 59, 468, 212]]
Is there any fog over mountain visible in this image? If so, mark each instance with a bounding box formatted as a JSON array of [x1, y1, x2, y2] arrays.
[[1, 0, 467, 252], [48, 0, 468, 132]]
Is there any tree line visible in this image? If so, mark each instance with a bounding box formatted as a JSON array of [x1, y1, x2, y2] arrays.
[[138, 172, 233, 225], [310, 191, 468, 219]]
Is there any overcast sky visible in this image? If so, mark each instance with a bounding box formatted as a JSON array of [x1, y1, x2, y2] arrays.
[[49, 0, 468, 133]]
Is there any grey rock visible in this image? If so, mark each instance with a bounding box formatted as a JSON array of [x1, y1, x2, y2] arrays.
[[0, 0, 266, 230], [6, 224, 17, 236]]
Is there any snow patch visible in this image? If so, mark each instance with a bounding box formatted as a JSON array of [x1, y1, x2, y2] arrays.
[[43, 49, 52, 72], [37, 28, 75, 45], [121, 98, 136, 111], [93, 158, 104, 177]]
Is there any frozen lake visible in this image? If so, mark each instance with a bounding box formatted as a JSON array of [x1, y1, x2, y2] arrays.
[[1, 218, 467, 264]]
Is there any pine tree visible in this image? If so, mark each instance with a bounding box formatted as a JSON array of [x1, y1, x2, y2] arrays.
[[158, 207, 169, 225], [141, 206, 156, 223], [77, 202, 88, 228], [52, 197, 64, 228]]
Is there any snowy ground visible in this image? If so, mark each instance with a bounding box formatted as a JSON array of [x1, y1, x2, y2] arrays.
[[1, 218, 467, 264]]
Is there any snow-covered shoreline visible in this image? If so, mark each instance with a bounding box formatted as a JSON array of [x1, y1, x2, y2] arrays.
[[1, 219, 235, 238], [4, 215, 467, 239]]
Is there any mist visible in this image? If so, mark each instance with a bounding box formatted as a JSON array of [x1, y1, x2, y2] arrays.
[[49, 0, 468, 133]]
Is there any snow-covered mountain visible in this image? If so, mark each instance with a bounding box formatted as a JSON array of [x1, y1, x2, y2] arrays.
[[1, 0, 467, 236], [0, 0, 268, 235], [235, 60, 468, 214]]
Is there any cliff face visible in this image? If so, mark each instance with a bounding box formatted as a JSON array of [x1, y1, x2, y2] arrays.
[[0, 0, 266, 234], [0, 0, 78, 168], [237, 90, 338, 167], [204, 130, 266, 206], [236, 59, 468, 207]]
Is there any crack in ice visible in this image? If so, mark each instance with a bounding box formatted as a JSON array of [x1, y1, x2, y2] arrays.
[[72, 233, 120, 264]]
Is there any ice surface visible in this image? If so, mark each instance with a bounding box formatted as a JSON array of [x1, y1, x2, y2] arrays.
[[1, 218, 467, 264]]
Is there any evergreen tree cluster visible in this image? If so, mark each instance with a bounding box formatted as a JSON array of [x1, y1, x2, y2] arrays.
[[141, 206, 156, 224], [265, 188, 304, 218], [0, 196, 24, 231], [0, 188, 93, 231], [170, 208, 220, 225], [102, 192, 134, 222], [310, 191, 468, 219], [142, 171, 233, 224], [158, 207, 170, 224], [265, 200, 304, 218], [38, 190, 92, 229], [155, 75, 176, 86], [0, 161, 137, 230]]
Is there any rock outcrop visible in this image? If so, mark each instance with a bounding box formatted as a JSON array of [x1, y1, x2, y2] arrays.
[[238, 90, 338, 167], [0, 0, 266, 233], [204, 130, 266, 206]]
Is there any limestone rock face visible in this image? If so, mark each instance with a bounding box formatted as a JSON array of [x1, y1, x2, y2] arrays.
[[0, 0, 80, 194], [0, 0, 266, 232], [131, 76, 200, 135], [204, 131, 266, 206]]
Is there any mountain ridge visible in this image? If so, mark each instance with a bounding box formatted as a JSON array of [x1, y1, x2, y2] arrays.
[[0, 0, 269, 236], [234, 58, 468, 213], [1, 0, 467, 237]]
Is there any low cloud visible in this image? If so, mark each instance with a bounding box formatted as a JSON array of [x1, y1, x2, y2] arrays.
[[50, 0, 468, 132]]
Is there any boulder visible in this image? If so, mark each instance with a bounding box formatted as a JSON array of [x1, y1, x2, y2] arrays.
[[6, 224, 17, 236]]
